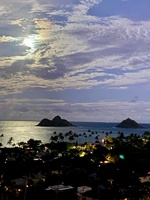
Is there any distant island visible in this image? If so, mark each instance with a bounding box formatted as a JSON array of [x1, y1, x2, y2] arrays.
[[37, 115, 74, 127], [116, 118, 144, 129]]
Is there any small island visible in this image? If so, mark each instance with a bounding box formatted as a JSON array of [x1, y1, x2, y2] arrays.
[[116, 118, 143, 129], [37, 115, 74, 127]]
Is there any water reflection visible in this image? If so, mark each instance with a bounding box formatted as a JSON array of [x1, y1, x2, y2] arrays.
[[0, 121, 149, 147]]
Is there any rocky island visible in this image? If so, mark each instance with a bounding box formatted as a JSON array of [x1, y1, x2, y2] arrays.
[[116, 118, 143, 129], [37, 115, 74, 127]]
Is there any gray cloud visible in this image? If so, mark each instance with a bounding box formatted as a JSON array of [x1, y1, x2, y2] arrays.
[[1, 0, 150, 122], [0, 59, 34, 77], [1, 97, 150, 122]]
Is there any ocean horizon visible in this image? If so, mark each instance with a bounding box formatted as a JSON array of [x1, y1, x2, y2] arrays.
[[0, 120, 150, 147]]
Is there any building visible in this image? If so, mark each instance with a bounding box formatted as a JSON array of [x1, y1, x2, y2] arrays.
[[45, 184, 75, 200]]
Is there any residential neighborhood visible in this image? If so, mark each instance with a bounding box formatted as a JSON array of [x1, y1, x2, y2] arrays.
[[0, 131, 150, 200]]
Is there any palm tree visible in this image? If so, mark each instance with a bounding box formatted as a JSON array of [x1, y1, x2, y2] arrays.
[[7, 137, 14, 146], [127, 133, 142, 148], [95, 136, 98, 140], [27, 139, 42, 149], [50, 135, 58, 143], [68, 135, 74, 142], [118, 132, 125, 139], [0, 134, 3, 147], [18, 141, 26, 148], [58, 133, 64, 142]]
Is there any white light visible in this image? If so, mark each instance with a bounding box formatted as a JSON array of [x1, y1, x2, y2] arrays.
[[23, 37, 34, 48]]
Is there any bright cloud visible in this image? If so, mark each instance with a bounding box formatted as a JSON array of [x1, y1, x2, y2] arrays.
[[1, 0, 150, 121]]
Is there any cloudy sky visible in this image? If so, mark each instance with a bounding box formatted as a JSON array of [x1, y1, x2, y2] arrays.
[[1, 0, 150, 122]]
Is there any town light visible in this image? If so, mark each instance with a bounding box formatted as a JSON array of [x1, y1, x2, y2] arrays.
[[119, 154, 125, 159]]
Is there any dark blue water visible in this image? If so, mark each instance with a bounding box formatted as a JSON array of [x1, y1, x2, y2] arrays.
[[0, 121, 150, 147], [73, 122, 118, 129], [72, 121, 150, 134]]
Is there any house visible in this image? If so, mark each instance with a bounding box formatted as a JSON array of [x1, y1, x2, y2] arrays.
[[77, 186, 92, 200], [45, 184, 75, 200]]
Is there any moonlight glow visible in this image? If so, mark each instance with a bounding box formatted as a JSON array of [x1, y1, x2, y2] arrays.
[[23, 37, 34, 48]]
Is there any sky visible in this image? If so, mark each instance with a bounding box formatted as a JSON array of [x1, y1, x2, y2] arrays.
[[1, 0, 150, 123]]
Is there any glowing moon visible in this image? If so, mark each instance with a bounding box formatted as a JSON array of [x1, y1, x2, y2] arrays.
[[23, 37, 34, 48]]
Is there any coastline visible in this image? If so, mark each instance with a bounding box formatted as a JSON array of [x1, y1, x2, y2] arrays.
[[0, 120, 150, 148]]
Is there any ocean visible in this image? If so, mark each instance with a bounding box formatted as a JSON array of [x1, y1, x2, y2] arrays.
[[0, 121, 150, 147]]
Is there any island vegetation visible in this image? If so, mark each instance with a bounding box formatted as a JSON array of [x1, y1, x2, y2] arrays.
[[0, 130, 149, 200]]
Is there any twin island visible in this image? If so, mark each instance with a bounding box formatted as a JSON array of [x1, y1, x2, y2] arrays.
[[37, 115, 74, 127], [37, 116, 144, 129]]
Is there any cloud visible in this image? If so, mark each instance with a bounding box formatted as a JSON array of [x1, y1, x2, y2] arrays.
[[1, 0, 150, 123], [1, 97, 150, 122], [0, 97, 67, 120]]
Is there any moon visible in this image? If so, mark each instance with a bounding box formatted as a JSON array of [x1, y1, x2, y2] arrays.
[[23, 37, 34, 48]]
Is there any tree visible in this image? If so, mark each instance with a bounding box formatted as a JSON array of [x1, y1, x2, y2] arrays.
[[7, 137, 14, 146], [50, 135, 58, 143], [0, 134, 3, 147], [68, 135, 74, 142], [27, 139, 42, 149], [58, 133, 64, 142]]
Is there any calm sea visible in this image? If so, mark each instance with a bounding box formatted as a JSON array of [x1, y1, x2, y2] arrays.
[[0, 121, 150, 147]]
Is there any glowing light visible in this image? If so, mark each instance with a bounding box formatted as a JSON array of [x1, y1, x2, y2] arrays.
[[79, 151, 85, 157], [119, 154, 125, 159], [23, 37, 34, 48]]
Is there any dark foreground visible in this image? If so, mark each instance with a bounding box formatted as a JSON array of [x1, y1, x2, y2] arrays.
[[0, 131, 150, 200]]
